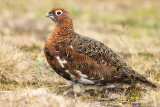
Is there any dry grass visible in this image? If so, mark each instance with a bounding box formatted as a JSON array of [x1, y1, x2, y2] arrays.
[[0, 36, 33, 83], [0, 88, 96, 107], [0, 0, 160, 106]]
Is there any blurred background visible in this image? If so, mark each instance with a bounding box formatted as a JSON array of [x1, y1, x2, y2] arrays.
[[0, 0, 160, 106], [0, 0, 160, 52]]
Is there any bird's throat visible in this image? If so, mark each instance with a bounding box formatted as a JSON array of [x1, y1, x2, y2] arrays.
[[53, 24, 74, 36]]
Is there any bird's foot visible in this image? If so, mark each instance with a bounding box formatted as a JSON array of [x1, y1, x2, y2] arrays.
[[57, 84, 72, 88], [56, 84, 73, 94]]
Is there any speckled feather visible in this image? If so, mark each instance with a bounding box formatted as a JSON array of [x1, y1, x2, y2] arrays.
[[44, 8, 157, 88]]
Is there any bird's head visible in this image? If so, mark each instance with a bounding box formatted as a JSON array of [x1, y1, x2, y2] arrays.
[[46, 8, 73, 26]]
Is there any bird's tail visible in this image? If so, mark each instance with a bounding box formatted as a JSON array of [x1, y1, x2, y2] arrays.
[[133, 70, 157, 88]]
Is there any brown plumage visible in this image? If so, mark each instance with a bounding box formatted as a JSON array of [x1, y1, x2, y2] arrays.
[[44, 8, 157, 89]]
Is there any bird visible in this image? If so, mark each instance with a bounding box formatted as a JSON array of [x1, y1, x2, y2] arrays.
[[44, 8, 157, 91]]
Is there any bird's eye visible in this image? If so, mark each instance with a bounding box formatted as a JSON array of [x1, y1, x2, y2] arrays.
[[56, 11, 63, 16]]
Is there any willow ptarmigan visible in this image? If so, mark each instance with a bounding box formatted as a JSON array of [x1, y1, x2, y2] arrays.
[[44, 8, 157, 90]]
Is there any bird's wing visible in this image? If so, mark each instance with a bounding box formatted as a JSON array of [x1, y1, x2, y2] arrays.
[[63, 34, 138, 85], [69, 35, 157, 87], [72, 35, 130, 69]]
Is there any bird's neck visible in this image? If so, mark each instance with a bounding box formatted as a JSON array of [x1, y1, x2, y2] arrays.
[[53, 21, 74, 35], [47, 22, 75, 42]]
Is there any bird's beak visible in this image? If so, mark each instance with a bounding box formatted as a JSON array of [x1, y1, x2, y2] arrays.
[[46, 13, 51, 17], [46, 13, 56, 21]]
